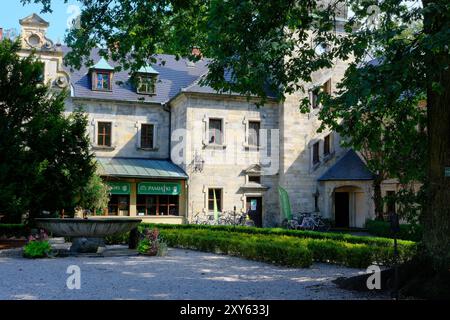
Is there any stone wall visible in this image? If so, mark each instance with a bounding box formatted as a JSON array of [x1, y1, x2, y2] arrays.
[[171, 94, 280, 226], [66, 99, 170, 159]]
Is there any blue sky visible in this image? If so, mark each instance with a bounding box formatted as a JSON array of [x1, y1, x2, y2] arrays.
[[0, 0, 81, 43]]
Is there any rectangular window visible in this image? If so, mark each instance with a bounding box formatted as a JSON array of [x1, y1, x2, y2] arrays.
[[311, 88, 320, 109], [208, 188, 222, 212], [97, 122, 112, 147], [141, 124, 154, 149], [248, 121, 261, 147], [94, 72, 111, 91], [322, 79, 332, 95], [248, 175, 261, 184], [137, 195, 179, 216], [209, 119, 223, 145], [324, 134, 331, 156], [137, 76, 156, 94], [313, 142, 320, 165]]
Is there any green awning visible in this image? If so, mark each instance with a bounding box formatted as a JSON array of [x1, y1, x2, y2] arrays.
[[97, 158, 188, 180]]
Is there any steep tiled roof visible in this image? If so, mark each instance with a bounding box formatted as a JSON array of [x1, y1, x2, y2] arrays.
[[63, 47, 278, 103], [318, 150, 374, 181], [63, 46, 210, 104]]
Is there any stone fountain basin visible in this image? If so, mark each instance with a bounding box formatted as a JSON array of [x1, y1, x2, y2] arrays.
[[36, 218, 142, 254]]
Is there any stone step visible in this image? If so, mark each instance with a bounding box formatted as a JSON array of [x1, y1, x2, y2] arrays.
[[48, 237, 66, 245]]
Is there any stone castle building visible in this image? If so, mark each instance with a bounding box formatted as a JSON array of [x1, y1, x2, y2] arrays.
[[8, 13, 403, 228]]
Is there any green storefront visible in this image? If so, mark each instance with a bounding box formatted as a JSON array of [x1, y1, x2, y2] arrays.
[[97, 158, 188, 221]]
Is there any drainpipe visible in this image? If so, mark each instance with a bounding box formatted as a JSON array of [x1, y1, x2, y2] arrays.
[[163, 101, 188, 222]]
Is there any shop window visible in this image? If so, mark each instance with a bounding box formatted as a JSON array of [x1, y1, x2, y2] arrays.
[[208, 188, 222, 212], [108, 195, 130, 216], [137, 195, 179, 216], [97, 122, 112, 147]]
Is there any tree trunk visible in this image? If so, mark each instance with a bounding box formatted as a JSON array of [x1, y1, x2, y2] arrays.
[[373, 177, 384, 221], [422, 0, 450, 272]]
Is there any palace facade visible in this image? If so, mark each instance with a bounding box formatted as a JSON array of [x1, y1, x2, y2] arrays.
[[9, 13, 404, 228]]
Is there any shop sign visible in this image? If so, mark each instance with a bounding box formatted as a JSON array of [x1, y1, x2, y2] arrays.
[[108, 182, 131, 195], [138, 182, 181, 195]]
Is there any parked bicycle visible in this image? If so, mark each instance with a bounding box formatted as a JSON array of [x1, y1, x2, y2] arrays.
[[282, 212, 331, 232], [190, 210, 255, 227]]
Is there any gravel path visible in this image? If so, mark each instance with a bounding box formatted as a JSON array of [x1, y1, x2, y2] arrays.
[[0, 248, 388, 300]]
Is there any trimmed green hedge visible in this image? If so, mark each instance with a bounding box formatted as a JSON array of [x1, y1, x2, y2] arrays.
[[157, 228, 416, 268], [366, 220, 422, 242], [0, 224, 27, 238], [141, 223, 416, 247]]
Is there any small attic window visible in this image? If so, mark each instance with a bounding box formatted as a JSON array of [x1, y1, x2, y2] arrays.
[[90, 57, 114, 92], [136, 65, 159, 95], [94, 71, 112, 91], [137, 75, 156, 95]]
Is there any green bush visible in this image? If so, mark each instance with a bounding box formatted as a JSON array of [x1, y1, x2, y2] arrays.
[[105, 232, 130, 245], [161, 229, 313, 268], [140, 223, 416, 247], [0, 224, 27, 238], [107, 223, 417, 268], [23, 241, 52, 259], [366, 220, 422, 242], [157, 228, 416, 268]]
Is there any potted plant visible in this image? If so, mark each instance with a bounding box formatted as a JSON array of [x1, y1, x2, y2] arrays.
[[137, 228, 167, 256]]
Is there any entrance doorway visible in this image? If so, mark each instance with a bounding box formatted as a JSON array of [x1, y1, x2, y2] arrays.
[[334, 192, 349, 228], [246, 197, 263, 227]]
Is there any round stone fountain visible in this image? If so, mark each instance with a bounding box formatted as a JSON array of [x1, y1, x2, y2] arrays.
[[36, 218, 142, 254]]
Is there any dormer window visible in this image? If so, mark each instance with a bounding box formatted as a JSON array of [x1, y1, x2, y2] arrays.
[[136, 65, 159, 95], [90, 57, 114, 92], [95, 71, 112, 91], [137, 75, 156, 95]]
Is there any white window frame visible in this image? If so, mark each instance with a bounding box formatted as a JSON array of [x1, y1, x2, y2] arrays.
[[92, 119, 117, 149], [309, 78, 332, 112], [243, 117, 262, 149], [203, 185, 224, 214], [203, 115, 226, 148], [135, 121, 159, 151]]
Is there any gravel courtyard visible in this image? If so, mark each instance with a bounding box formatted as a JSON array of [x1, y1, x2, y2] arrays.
[[0, 248, 388, 300]]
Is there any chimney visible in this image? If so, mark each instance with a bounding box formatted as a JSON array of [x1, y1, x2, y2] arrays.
[[0, 28, 3, 41], [191, 46, 202, 58]]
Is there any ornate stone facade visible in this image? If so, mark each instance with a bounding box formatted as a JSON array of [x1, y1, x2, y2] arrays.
[[15, 13, 383, 228]]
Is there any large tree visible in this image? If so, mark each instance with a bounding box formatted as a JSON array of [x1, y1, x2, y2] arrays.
[[0, 39, 96, 223], [24, 0, 449, 273]]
